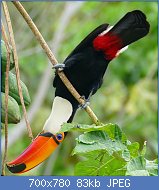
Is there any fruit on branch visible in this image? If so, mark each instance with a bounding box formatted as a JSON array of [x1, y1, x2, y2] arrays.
[[1, 72, 31, 106], [1, 92, 21, 124]]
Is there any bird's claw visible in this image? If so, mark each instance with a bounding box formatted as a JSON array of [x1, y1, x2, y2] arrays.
[[78, 96, 90, 109], [52, 63, 65, 71]]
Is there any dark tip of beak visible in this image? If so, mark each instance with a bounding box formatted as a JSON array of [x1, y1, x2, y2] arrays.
[[6, 163, 26, 173]]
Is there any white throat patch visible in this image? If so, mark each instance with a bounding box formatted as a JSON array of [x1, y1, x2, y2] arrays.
[[43, 96, 73, 134]]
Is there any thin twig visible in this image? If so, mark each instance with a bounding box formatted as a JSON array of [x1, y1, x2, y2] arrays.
[[13, 1, 100, 125], [1, 22, 10, 176], [2, 2, 34, 140]]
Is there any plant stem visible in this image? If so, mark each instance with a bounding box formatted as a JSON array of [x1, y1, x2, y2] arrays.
[[1, 22, 10, 176], [2, 2, 34, 140], [12, 1, 100, 126]]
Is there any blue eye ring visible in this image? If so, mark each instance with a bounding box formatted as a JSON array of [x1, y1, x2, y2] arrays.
[[56, 133, 64, 141]]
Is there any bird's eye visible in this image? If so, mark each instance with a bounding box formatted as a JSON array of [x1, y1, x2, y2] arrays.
[[56, 133, 64, 142]]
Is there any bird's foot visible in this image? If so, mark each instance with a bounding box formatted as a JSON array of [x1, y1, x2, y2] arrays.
[[52, 63, 65, 71], [78, 95, 90, 109]]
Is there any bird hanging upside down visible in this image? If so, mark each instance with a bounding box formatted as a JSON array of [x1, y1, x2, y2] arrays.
[[7, 10, 150, 174]]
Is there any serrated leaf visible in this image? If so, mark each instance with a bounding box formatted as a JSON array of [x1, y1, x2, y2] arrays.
[[66, 122, 158, 176], [126, 170, 149, 176], [126, 156, 148, 176], [102, 124, 127, 143], [75, 150, 126, 176], [72, 130, 126, 155], [61, 123, 127, 143], [114, 124, 122, 140], [145, 159, 158, 176], [60, 122, 115, 133], [127, 142, 140, 158], [77, 131, 109, 144], [122, 149, 130, 161]]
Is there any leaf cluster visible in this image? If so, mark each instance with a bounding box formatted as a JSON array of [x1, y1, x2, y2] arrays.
[[61, 123, 158, 176]]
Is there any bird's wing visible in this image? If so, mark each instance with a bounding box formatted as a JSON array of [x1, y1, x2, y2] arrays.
[[65, 23, 109, 60], [53, 52, 86, 87], [53, 24, 109, 88]]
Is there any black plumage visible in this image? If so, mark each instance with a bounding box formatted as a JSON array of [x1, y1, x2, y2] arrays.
[[53, 10, 150, 121]]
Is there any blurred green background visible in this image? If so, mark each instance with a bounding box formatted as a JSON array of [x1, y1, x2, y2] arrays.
[[1, 1, 157, 176]]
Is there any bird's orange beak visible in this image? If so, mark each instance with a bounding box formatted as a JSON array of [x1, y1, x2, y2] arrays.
[[6, 132, 65, 174]]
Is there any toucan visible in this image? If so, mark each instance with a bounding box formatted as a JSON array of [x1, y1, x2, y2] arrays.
[[6, 10, 150, 174]]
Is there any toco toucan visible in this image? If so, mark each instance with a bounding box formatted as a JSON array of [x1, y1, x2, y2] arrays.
[[6, 10, 150, 173]]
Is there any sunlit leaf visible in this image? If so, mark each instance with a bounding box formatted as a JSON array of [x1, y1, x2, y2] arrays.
[[72, 128, 127, 155], [126, 156, 148, 176], [72, 123, 157, 176], [127, 142, 140, 157], [145, 159, 158, 176], [75, 151, 126, 176], [60, 122, 114, 133]]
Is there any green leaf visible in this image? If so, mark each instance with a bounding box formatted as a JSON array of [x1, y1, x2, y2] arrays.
[[125, 143, 158, 176], [71, 122, 157, 176], [61, 123, 127, 144], [122, 149, 130, 162], [126, 156, 149, 176], [145, 159, 158, 176], [60, 122, 114, 133], [74, 151, 126, 176], [127, 169, 149, 176], [114, 124, 122, 140], [72, 130, 126, 155], [127, 142, 140, 158], [61, 122, 157, 176]]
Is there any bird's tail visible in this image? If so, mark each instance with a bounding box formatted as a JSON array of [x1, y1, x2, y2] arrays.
[[93, 10, 150, 60]]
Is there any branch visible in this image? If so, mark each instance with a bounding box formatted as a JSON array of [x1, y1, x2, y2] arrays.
[[1, 22, 10, 176], [2, 2, 33, 140], [1, 1, 84, 151], [13, 1, 100, 125]]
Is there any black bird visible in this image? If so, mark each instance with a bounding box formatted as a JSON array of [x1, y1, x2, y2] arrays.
[[7, 10, 150, 173]]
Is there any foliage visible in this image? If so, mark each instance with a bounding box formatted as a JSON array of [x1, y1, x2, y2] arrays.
[[61, 123, 158, 176]]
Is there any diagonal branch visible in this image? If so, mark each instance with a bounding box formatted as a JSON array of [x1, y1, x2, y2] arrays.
[[2, 2, 33, 140], [13, 1, 100, 125]]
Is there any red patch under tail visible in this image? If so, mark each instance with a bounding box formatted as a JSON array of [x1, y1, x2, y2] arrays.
[[93, 34, 122, 60]]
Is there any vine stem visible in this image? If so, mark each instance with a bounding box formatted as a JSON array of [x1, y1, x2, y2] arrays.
[[1, 22, 11, 176], [12, 1, 100, 125], [2, 2, 34, 140]]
